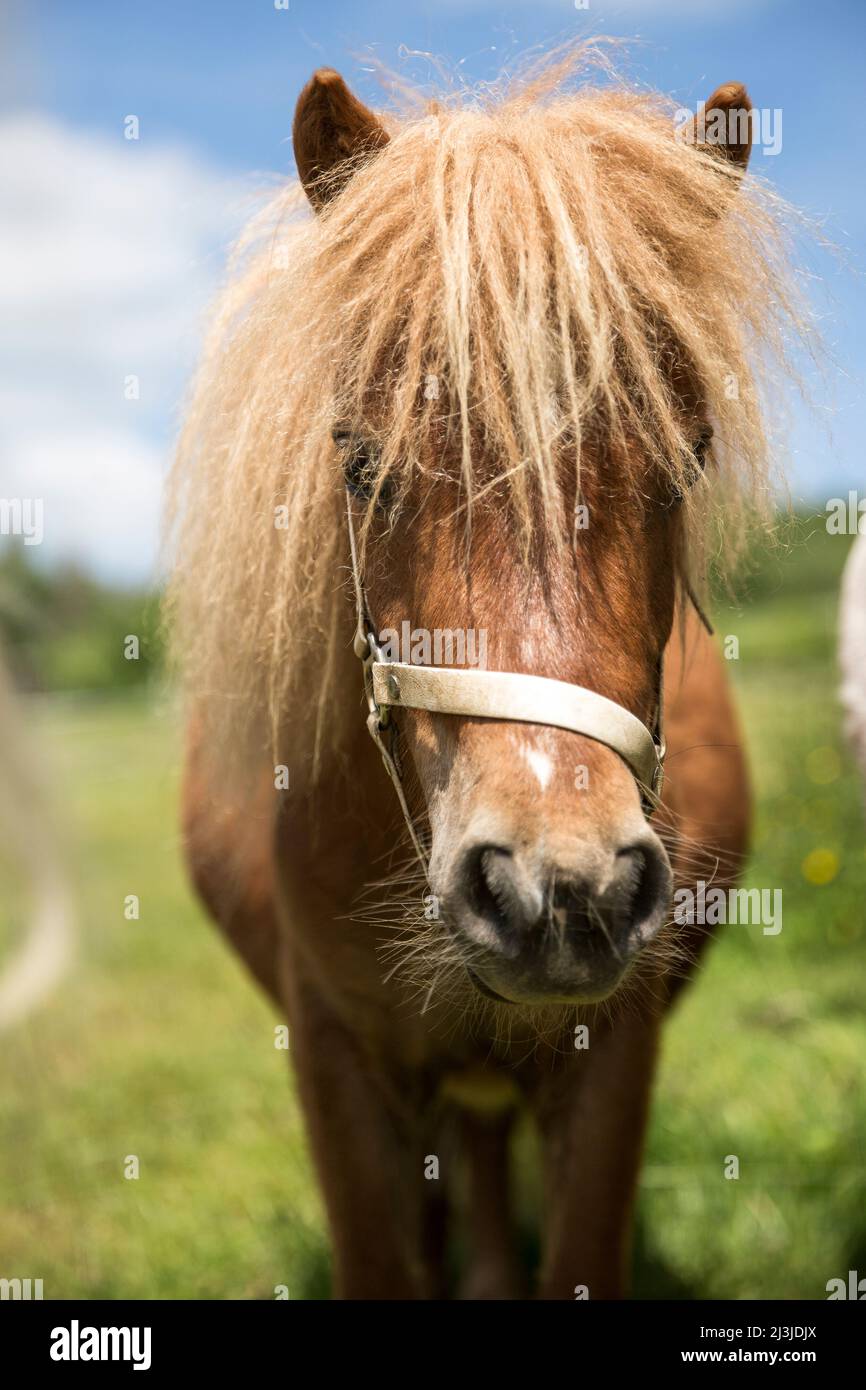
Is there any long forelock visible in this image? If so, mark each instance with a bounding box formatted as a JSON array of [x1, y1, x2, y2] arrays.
[[166, 44, 811, 782]]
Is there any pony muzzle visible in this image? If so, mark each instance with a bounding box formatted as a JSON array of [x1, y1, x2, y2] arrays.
[[442, 828, 673, 1006]]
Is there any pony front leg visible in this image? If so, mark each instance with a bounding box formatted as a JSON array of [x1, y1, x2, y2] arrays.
[[457, 1107, 525, 1300], [532, 1010, 661, 1300], [283, 967, 432, 1299]]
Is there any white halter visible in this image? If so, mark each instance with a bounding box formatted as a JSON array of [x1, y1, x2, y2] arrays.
[[346, 492, 672, 873]]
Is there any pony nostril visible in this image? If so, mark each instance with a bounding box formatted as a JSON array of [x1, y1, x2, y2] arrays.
[[464, 845, 518, 929], [614, 841, 671, 941], [460, 844, 545, 948]]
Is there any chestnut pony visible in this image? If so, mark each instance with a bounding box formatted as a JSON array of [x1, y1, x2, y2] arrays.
[[168, 51, 803, 1298]]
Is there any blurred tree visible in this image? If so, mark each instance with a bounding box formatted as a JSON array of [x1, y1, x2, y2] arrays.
[[0, 545, 163, 693]]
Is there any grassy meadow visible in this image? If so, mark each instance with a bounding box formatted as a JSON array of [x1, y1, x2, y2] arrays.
[[0, 515, 863, 1299]]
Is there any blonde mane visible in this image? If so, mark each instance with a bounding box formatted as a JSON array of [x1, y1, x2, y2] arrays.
[[166, 44, 808, 784]]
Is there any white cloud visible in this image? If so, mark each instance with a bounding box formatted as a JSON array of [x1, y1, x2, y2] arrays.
[[0, 113, 246, 583], [2, 428, 166, 582]]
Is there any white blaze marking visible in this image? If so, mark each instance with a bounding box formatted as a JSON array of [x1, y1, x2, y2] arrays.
[[522, 745, 554, 792]]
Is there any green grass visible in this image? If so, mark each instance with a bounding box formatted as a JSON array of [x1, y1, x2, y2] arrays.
[[637, 517, 866, 1299], [0, 694, 328, 1300], [1, 517, 864, 1299]]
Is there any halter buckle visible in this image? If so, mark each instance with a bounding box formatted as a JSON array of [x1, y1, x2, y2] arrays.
[[359, 624, 391, 729]]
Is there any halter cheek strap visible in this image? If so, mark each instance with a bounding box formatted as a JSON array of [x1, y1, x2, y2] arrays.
[[346, 490, 679, 874]]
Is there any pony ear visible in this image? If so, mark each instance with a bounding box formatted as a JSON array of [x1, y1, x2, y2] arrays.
[[292, 68, 389, 210], [687, 82, 753, 174]]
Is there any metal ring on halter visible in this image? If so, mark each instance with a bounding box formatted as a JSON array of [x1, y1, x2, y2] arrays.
[[358, 626, 392, 730]]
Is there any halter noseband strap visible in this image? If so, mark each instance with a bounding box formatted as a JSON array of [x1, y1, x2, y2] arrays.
[[369, 662, 663, 795]]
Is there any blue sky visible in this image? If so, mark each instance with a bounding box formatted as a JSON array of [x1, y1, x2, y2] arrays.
[[3, 0, 864, 581]]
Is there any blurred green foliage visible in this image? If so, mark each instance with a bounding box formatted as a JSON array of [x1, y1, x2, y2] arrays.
[[0, 546, 163, 693]]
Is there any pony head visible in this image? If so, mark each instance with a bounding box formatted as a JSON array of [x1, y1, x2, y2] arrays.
[[168, 47, 804, 1008]]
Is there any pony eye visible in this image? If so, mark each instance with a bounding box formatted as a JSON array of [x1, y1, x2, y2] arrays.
[[332, 429, 392, 506], [668, 427, 712, 506], [692, 427, 713, 468]]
